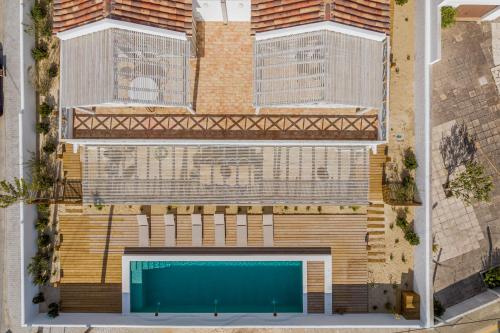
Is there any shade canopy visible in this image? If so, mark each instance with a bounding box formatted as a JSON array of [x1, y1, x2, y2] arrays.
[[60, 28, 191, 108], [254, 29, 388, 110], [82, 145, 370, 205]]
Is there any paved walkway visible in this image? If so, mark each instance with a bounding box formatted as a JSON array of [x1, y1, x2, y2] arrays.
[[1, 0, 36, 332], [431, 21, 500, 308]]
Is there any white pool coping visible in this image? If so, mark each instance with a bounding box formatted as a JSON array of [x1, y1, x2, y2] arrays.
[[121, 254, 332, 315]]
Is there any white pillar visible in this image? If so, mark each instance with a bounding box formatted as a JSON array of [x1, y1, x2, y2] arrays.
[[302, 261, 308, 314], [324, 256, 333, 315]]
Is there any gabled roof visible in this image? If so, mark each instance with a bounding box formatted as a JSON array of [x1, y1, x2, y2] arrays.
[[53, 0, 193, 35], [251, 0, 390, 34]]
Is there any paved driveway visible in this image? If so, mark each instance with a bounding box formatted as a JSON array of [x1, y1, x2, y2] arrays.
[[431, 21, 500, 308]]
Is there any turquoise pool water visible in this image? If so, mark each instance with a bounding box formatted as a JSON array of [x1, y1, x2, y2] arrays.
[[130, 261, 303, 313]]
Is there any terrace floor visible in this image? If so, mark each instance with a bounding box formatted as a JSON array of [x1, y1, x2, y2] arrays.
[[57, 209, 368, 314], [55, 144, 389, 314]]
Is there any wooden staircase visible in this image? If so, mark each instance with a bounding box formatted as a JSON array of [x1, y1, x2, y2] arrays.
[[58, 144, 83, 202], [60, 204, 83, 216], [369, 145, 388, 202], [62, 143, 82, 180], [367, 203, 386, 263]]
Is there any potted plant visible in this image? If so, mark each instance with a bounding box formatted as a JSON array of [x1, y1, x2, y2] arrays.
[[48, 302, 60, 318], [32, 292, 45, 304]]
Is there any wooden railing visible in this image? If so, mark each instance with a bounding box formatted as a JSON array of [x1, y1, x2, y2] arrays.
[[73, 113, 379, 140]]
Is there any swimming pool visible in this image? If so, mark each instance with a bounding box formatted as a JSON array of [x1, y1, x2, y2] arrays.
[[130, 261, 303, 313]]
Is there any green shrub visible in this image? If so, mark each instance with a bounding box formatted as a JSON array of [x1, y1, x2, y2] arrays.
[[48, 63, 58, 78], [37, 203, 50, 216], [42, 140, 57, 154], [30, 2, 47, 22], [31, 44, 48, 61], [403, 148, 418, 170], [27, 252, 50, 286], [404, 228, 420, 246], [48, 303, 60, 318], [396, 215, 407, 229], [35, 216, 49, 232], [32, 292, 45, 304], [35, 174, 55, 191], [434, 298, 445, 317], [441, 6, 456, 28], [39, 102, 53, 117], [37, 233, 51, 248], [449, 161, 493, 204], [395, 0, 409, 5], [396, 174, 417, 202], [41, 20, 52, 38], [483, 267, 500, 289], [36, 121, 50, 134], [396, 209, 408, 228]]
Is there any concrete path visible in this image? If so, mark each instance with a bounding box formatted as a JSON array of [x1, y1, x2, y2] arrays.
[[1, 0, 7, 330], [0, 0, 35, 332]]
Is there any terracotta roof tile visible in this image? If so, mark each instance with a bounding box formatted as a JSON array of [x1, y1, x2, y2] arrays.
[[331, 0, 390, 34], [53, 0, 192, 34], [53, 0, 106, 33], [251, 0, 390, 34]]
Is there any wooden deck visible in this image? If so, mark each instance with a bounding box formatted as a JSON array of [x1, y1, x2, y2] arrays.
[[307, 261, 325, 313], [62, 143, 81, 180], [59, 212, 367, 313]]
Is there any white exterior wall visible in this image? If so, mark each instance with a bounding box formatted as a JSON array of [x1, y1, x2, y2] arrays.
[[432, 0, 500, 64], [193, 0, 251, 22]]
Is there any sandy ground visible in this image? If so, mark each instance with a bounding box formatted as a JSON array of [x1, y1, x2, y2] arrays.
[[367, 0, 417, 315]]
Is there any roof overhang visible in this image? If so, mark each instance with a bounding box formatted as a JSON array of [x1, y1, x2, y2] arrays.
[[255, 21, 387, 42], [56, 18, 187, 41]]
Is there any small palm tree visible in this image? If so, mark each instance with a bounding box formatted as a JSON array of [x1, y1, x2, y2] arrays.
[[27, 253, 50, 286], [0, 178, 34, 208], [449, 162, 493, 204]]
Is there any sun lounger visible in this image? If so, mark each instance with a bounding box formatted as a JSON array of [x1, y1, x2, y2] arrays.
[[137, 215, 150, 247], [237, 213, 247, 247], [164, 213, 176, 246], [263, 213, 274, 246], [192, 213, 202, 246], [214, 213, 225, 246]]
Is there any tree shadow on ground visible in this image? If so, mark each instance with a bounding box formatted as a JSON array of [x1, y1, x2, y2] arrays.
[[439, 122, 477, 185]]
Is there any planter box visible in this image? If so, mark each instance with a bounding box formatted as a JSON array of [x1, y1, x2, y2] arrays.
[[383, 184, 422, 207], [479, 264, 500, 289]]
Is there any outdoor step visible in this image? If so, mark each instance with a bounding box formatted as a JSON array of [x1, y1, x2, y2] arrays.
[[367, 224, 385, 229], [367, 238, 385, 244], [367, 209, 384, 214], [368, 251, 385, 256], [368, 231, 384, 236], [367, 216, 385, 222], [368, 258, 386, 263], [367, 243, 386, 249]]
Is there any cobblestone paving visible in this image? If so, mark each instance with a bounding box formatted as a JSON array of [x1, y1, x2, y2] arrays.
[[432, 22, 500, 308]]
